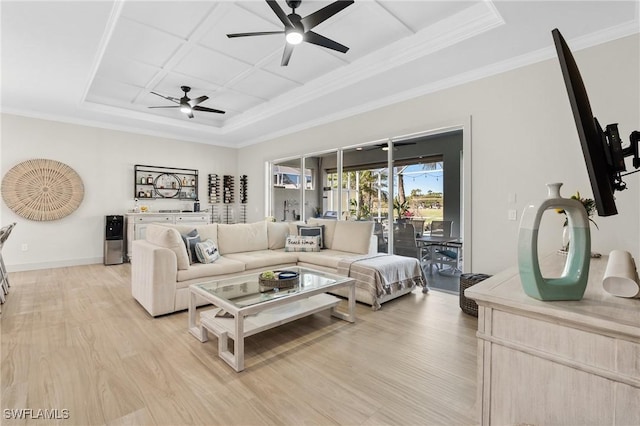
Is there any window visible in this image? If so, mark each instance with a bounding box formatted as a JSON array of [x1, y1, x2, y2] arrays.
[[273, 165, 313, 190]]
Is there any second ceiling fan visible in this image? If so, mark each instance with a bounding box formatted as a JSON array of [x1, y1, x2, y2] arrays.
[[227, 0, 354, 66]]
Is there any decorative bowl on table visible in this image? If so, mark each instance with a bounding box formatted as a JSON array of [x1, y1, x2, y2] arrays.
[[259, 270, 299, 292]]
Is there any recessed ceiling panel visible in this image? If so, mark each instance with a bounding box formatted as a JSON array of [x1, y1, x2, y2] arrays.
[[121, 1, 218, 39], [319, 2, 412, 62], [200, 4, 283, 64], [228, 69, 300, 100], [263, 44, 347, 82], [210, 89, 264, 112], [379, 1, 477, 34], [173, 45, 252, 86], [104, 18, 184, 68], [95, 54, 160, 88], [86, 77, 143, 105]]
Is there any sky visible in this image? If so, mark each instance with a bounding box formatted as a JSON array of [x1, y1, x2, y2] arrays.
[[396, 163, 443, 195]]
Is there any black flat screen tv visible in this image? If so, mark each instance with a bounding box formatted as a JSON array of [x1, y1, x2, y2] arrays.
[[552, 29, 640, 216], [552, 28, 621, 216]]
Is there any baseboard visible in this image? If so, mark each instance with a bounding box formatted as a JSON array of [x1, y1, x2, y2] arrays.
[[7, 257, 105, 272]]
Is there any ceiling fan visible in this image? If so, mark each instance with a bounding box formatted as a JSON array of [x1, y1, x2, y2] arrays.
[[148, 86, 225, 119], [227, 0, 354, 66], [361, 142, 417, 151]]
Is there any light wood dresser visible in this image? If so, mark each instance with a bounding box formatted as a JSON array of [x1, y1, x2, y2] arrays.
[[465, 254, 640, 425]]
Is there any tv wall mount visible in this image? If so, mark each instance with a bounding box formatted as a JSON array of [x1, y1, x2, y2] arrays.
[[602, 122, 639, 192]]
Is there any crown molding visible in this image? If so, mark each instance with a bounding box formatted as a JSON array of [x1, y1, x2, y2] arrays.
[[236, 18, 639, 148]]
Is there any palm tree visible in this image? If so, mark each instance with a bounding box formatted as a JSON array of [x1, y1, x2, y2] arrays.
[[396, 165, 408, 207], [350, 170, 387, 219]]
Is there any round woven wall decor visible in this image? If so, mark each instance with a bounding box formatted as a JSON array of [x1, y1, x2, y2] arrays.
[[1, 159, 84, 221]]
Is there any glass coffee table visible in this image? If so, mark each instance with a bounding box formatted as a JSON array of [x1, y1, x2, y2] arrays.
[[188, 266, 355, 372]]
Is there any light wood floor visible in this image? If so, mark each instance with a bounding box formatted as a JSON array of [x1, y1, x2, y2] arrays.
[[1, 264, 479, 425]]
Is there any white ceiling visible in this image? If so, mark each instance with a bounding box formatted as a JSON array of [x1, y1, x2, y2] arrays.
[[1, 1, 638, 148]]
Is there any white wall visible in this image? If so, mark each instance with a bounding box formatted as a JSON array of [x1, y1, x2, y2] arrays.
[[2, 35, 637, 275], [238, 34, 640, 274], [1, 114, 237, 271]]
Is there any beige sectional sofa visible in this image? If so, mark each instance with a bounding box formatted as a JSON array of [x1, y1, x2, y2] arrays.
[[131, 218, 379, 316]]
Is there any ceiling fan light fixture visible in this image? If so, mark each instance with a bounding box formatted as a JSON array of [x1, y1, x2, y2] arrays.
[[285, 29, 303, 45], [180, 104, 192, 114]]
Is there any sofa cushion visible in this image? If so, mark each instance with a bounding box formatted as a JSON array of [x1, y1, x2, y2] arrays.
[[224, 250, 298, 270], [158, 223, 197, 235], [196, 224, 218, 245], [195, 239, 220, 264], [217, 221, 268, 255], [307, 218, 337, 249], [297, 225, 325, 248], [332, 221, 375, 254], [288, 221, 306, 236], [145, 224, 190, 270], [176, 257, 246, 283], [296, 250, 359, 269], [285, 235, 321, 252], [267, 222, 290, 249], [180, 229, 201, 264]]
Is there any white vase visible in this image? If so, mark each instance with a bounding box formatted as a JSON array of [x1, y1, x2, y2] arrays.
[[518, 182, 591, 301]]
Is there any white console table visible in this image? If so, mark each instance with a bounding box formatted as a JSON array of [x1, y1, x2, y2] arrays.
[[125, 212, 209, 260], [465, 254, 640, 426]]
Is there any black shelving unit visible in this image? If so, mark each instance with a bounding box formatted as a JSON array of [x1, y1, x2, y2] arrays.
[[239, 175, 248, 223], [223, 175, 234, 204], [239, 175, 248, 204], [208, 174, 220, 204], [134, 165, 198, 200]]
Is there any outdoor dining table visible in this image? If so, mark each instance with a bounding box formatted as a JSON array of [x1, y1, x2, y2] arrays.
[[416, 235, 463, 275]]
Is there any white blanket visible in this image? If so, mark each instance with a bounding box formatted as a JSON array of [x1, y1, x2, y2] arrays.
[[337, 254, 426, 308]]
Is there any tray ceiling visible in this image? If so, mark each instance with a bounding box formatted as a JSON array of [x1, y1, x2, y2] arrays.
[[1, 1, 638, 147]]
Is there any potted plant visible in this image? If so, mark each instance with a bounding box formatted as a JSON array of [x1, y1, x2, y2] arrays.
[[557, 191, 598, 252], [393, 197, 410, 222]]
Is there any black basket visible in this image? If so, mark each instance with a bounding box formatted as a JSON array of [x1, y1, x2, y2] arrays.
[[459, 273, 491, 317]]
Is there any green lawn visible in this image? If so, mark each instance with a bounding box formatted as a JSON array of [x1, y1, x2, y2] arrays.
[[411, 207, 443, 224]]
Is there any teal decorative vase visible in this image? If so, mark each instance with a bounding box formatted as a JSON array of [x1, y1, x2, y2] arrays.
[[518, 183, 591, 301]]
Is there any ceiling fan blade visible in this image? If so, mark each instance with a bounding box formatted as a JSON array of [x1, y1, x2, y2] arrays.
[[188, 95, 208, 108], [300, 0, 354, 31], [281, 43, 294, 66], [266, 0, 294, 29], [148, 106, 180, 109], [193, 106, 226, 114], [187, 111, 194, 119], [227, 31, 284, 38], [150, 92, 179, 103], [304, 31, 349, 53]]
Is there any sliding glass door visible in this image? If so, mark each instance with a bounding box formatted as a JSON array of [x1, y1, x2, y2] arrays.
[[266, 128, 466, 271]]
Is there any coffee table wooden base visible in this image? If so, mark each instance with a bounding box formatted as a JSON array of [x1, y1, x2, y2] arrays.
[[190, 293, 350, 372]]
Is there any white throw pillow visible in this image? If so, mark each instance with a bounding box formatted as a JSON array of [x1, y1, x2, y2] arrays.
[[195, 239, 220, 264], [285, 235, 320, 252]]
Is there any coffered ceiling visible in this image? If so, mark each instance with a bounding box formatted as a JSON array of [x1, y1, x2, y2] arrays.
[[1, 1, 638, 147]]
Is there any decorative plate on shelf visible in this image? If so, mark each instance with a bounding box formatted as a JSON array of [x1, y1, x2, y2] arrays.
[[1, 158, 84, 221], [153, 173, 181, 198]]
